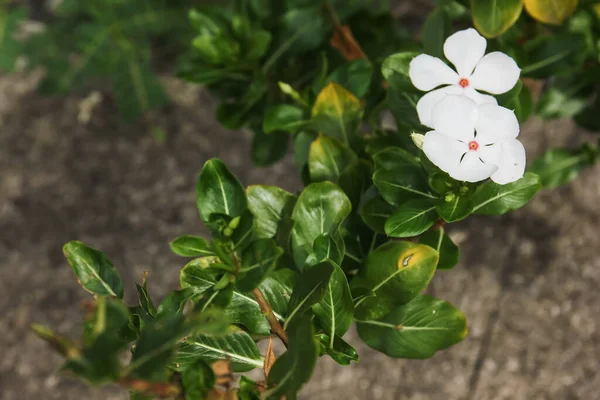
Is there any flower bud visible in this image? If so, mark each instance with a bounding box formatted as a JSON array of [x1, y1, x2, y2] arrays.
[[411, 133, 425, 149], [445, 192, 456, 203]]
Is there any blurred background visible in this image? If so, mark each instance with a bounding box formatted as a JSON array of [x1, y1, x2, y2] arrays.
[[1, 1, 600, 399]]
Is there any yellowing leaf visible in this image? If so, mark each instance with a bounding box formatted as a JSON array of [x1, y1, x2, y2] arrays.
[[471, 0, 523, 38], [311, 82, 362, 145], [524, 0, 579, 25]]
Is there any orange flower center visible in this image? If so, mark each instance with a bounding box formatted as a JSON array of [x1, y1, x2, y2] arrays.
[[459, 78, 469, 88], [468, 141, 479, 151]]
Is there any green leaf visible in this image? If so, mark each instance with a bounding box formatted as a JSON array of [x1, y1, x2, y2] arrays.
[[373, 147, 421, 170], [529, 149, 591, 189], [291, 182, 352, 270], [180, 257, 218, 293], [471, 172, 541, 215], [136, 273, 157, 319], [196, 158, 247, 224], [278, 6, 327, 56], [436, 195, 473, 222], [522, 34, 588, 78], [422, 8, 450, 58], [359, 194, 396, 234], [31, 324, 79, 359], [247, 185, 296, 239], [309, 135, 357, 183], [313, 233, 345, 267], [284, 261, 335, 330], [419, 228, 459, 270], [174, 329, 263, 373], [237, 239, 284, 292], [182, 361, 215, 400], [63, 241, 124, 298], [264, 316, 319, 399], [471, 0, 523, 38], [156, 289, 195, 319], [294, 131, 316, 172], [338, 160, 373, 209], [373, 165, 434, 206], [263, 104, 306, 134], [311, 82, 363, 146], [170, 235, 214, 257], [356, 295, 468, 359], [353, 241, 439, 320], [317, 334, 359, 366], [381, 52, 422, 130], [312, 263, 354, 342], [325, 59, 374, 98], [251, 128, 290, 167], [0, 8, 26, 72], [385, 200, 438, 238]]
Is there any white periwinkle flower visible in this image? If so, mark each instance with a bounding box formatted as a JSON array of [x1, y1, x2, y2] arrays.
[[409, 28, 520, 128], [422, 95, 525, 184]]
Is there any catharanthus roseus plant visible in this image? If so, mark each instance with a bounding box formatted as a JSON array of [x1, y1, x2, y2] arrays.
[[30, 0, 600, 399]]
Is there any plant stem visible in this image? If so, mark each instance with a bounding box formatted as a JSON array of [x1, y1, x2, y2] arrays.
[[252, 288, 289, 348]]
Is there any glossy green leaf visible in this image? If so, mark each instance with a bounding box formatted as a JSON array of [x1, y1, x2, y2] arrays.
[[419, 228, 459, 270], [309, 135, 357, 182], [471, 0, 523, 38], [313, 233, 345, 267], [422, 8, 450, 58], [264, 315, 319, 398], [317, 334, 359, 366], [471, 173, 541, 215], [156, 289, 195, 319], [311, 82, 363, 146], [247, 185, 296, 239], [251, 128, 290, 167], [196, 159, 247, 224], [338, 160, 372, 209], [529, 149, 591, 189], [63, 241, 124, 298], [312, 263, 354, 342], [356, 295, 468, 359], [237, 239, 284, 292], [136, 274, 157, 319], [230, 210, 257, 251], [353, 241, 439, 320], [325, 59, 374, 98], [180, 258, 217, 293], [170, 235, 214, 257], [359, 194, 396, 234], [373, 166, 434, 206], [382, 52, 422, 130], [385, 200, 438, 238], [263, 104, 306, 134], [284, 261, 335, 330], [291, 182, 352, 270], [174, 329, 263, 373], [436, 195, 473, 222]]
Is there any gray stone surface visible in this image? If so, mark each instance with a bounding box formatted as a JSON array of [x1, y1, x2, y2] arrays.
[[1, 72, 599, 400]]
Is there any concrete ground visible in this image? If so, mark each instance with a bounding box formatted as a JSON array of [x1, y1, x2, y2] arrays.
[[1, 60, 599, 400]]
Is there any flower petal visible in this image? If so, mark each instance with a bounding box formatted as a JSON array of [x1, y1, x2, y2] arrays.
[[490, 139, 526, 184], [431, 95, 477, 141], [474, 103, 520, 145], [452, 151, 498, 183], [464, 87, 498, 105], [409, 54, 458, 91], [422, 131, 468, 175], [416, 85, 463, 128], [443, 28, 486, 78], [470, 52, 521, 95]]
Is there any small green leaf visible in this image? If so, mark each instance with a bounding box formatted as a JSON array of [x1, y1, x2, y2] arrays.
[[471, 173, 541, 215], [196, 159, 247, 225], [324, 59, 373, 98], [291, 182, 352, 270], [529, 149, 591, 188], [180, 258, 217, 293], [359, 195, 396, 234], [181, 361, 215, 400], [312, 263, 354, 341], [263, 104, 305, 134], [436, 195, 473, 222], [356, 295, 468, 359], [313, 233, 345, 267], [136, 273, 157, 319], [309, 135, 357, 183], [385, 200, 438, 238], [174, 329, 263, 373], [284, 261, 335, 330], [247, 185, 296, 239], [264, 316, 319, 399], [63, 241, 124, 298], [156, 288, 195, 319], [353, 241, 439, 320], [170, 235, 214, 257], [419, 228, 459, 270], [317, 334, 359, 366], [471, 0, 523, 38], [237, 239, 284, 292], [32, 324, 79, 359], [311, 82, 363, 146]]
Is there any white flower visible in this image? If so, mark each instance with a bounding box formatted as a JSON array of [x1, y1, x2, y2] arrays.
[[409, 28, 520, 128], [422, 95, 525, 184]]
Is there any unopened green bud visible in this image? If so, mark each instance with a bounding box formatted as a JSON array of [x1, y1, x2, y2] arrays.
[[459, 186, 469, 195], [228, 216, 241, 230], [411, 133, 425, 149], [445, 192, 456, 203], [223, 227, 233, 237]]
